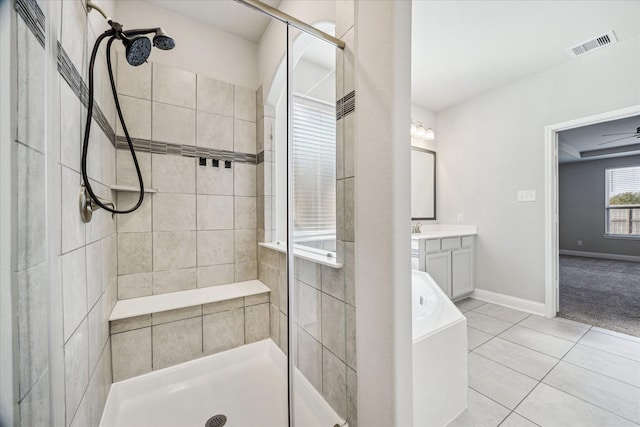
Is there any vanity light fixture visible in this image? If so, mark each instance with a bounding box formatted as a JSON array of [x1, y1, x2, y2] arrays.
[[411, 120, 435, 141]]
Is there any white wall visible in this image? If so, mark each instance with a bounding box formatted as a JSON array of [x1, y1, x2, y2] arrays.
[[114, 1, 259, 89], [436, 36, 640, 303]]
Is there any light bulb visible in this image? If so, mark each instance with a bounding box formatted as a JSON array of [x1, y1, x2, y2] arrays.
[[416, 124, 427, 138], [425, 127, 435, 140], [410, 122, 417, 137]]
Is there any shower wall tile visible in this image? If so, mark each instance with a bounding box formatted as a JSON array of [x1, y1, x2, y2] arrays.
[[112, 327, 152, 382], [346, 366, 358, 427], [344, 242, 355, 307], [62, 247, 88, 341], [19, 374, 50, 427], [196, 195, 234, 230], [117, 272, 152, 299], [296, 258, 322, 289], [153, 268, 197, 294], [197, 75, 234, 117], [153, 231, 197, 271], [152, 102, 196, 145], [244, 292, 269, 306], [346, 304, 357, 370], [151, 154, 195, 193], [116, 96, 152, 140], [196, 111, 233, 151], [235, 261, 258, 282], [70, 390, 89, 427], [234, 163, 256, 197], [270, 304, 280, 345], [87, 351, 108, 427], [234, 119, 257, 154], [336, 178, 345, 241], [17, 20, 45, 152], [321, 264, 345, 301], [336, 0, 355, 39], [323, 347, 347, 419], [64, 319, 89, 424], [152, 193, 196, 231], [245, 303, 270, 343], [110, 315, 151, 334], [297, 281, 322, 341], [234, 86, 257, 122], [152, 306, 202, 325], [152, 316, 202, 369], [117, 150, 152, 188], [17, 145, 46, 269], [152, 63, 196, 109], [118, 232, 152, 274], [196, 165, 234, 195], [234, 229, 257, 263], [86, 241, 103, 309], [60, 82, 82, 172], [322, 293, 346, 361], [203, 308, 245, 355], [234, 196, 257, 229], [344, 113, 355, 178], [116, 56, 152, 100], [344, 177, 355, 242], [197, 230, 235, 266], [61, 166, 86, 254], [61, 0, 86, 74], [87, 298, 108, 374], [197, 264, 235, 288], [17, 263, 49, 399], [279, 312, 288, 355], [298, 327, 323, 393], [117, 192, 152, 233], [203, 297, 244, 315]]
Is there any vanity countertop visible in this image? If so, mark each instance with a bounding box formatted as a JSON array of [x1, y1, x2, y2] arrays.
[[411, 224, 477, 240]]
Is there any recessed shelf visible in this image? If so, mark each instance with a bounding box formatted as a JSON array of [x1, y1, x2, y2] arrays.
[[110, 184, 158, 193]]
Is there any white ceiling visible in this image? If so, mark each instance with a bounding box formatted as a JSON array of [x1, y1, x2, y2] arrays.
[[558, 115, 640, 163], [411, 1, 640, 112], [145, 0, 281, 43]]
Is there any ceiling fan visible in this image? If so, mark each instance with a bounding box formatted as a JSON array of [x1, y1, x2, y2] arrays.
[[599, 126, 640, 145]]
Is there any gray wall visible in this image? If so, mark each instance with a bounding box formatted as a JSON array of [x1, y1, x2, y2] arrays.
[[559, 155, 640, 257]]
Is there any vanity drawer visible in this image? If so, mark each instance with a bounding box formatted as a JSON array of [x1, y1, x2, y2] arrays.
[[425, 239, 441, 253], [441, 237, 461, 251], [461, 236, 474, 248]]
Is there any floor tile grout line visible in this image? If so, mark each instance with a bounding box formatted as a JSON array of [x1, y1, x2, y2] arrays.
[[587, 327, 640, 344], [576, 335, 640, 362], [560, 353, 640, 389], [514, 321, 591, 343], [471, 348, 551, 384]]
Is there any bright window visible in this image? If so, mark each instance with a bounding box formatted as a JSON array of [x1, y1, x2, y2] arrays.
[[292, 95, 336, 242], [605, 165, 640, 236]]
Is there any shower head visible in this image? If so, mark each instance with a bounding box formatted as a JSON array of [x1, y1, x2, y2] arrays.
[[123, 35, 152, 66], [153, 28, 176, 50]]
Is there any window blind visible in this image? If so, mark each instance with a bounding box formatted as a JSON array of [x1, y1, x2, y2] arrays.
[[292, 96, 336, 239], [607, 166, 640, 204], [605, 165, 640, 235]]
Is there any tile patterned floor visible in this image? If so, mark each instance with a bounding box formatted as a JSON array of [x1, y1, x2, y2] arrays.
[[447, 299, 640, 427]]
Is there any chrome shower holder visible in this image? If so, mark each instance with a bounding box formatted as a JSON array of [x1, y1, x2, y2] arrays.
[[79, 184, 116, 223]]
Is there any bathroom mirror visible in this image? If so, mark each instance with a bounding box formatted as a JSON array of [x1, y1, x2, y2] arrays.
[[411, 147, 436, 220]]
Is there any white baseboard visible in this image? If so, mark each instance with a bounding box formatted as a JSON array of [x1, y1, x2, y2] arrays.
[[470, 289, 545, 316], [559, 250, 640, 263]]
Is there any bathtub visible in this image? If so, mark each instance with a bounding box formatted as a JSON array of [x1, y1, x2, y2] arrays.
[[412, 270, 468, 427], [100, 339, 346, 427]]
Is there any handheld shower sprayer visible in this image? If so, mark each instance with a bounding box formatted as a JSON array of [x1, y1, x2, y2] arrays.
[[81, 1, 175, 222]]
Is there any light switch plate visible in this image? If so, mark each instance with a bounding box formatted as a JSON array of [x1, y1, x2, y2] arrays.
[[517, 190, 536, 202]]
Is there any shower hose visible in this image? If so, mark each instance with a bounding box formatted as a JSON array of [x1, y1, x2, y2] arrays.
[[81, 27, 144, 215]]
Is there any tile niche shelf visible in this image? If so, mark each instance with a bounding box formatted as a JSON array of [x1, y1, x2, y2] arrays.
[[109, 184, 158, 193], [109, 280, 271, 321]]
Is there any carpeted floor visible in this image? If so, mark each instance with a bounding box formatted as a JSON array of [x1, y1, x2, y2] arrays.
[[558, 255, 640, 337]]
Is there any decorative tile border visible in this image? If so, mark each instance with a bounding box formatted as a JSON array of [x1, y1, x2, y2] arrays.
[[16, 0, 117, 146], [336, 90, 355, 121], [257, 151, 265, 165], [116, 136, 258, 165]]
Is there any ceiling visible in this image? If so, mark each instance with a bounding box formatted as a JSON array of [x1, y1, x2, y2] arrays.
[[558, 115, 640, 163], [411, 1, 640, 112], [145, 0, 281, 43]]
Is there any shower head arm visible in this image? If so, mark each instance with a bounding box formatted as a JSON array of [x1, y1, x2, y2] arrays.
[[121, 27, 163, 38], [86, 0, 112, 22]]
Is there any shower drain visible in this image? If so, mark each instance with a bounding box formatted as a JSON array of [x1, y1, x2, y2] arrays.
[[205, 414, 227, 427]]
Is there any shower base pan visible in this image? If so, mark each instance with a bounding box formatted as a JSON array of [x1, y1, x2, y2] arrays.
[[100, 339, 346, 427]]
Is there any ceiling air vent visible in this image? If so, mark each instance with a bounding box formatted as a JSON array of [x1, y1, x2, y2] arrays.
[[567, 31, 617, 57]]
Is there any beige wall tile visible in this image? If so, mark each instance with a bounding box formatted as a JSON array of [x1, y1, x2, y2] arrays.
[[152, 63, 196, 109], [61, 166, 85, 255], [196, 195, 234, 230], [245, 303, 269, 343], [270, 304, 280, 345], [110, 315, 151, 334], [152, 317, 202, 369], [62, 247, 87, 341], [234, 119, 256, 155], [196, 164, 233, 196], [297, 281, 322, 341], [64, 320, 89, 422], [235, 261, 257, 282], [111, 327, 152, 382], [153, 268, 197, 294], [197, 230, 234, 266], [346, 366, 357, 427], [234, 229, 257, 263], [233, 163, 256, 197], [203, 308, 244, 354], [322, 347, 347, 419], [152, 102, 196, 145], [234, 196, 256, 229], [118, 232, 152, 275], [322, 293, 346, 361], [344, 242, 355, 307], [197, 264, 235, 288], [234, 86, 256, 122], [117, 191, 152, 233], [244, 292, 269, 306], [116, 96, 152, 140], [118, 272, 152, 299], [153, 231, 197, 271], [344, 177, 354, 242], [346, 304, 356, 370], [197, 75, 233, 117], [151, 154, 195, 194], [298, 327, 323, 393], [197, 111, 233, 151], [153, 193, 196, 231], [203, 297, 244, 315], [321, 265, 345, 301], [152, 306, 202, 325], [116, 56, 151, 100], [116, 150, 151, 188]]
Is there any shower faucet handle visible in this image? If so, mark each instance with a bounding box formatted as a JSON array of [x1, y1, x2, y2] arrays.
[[79, 184, 117, 223]]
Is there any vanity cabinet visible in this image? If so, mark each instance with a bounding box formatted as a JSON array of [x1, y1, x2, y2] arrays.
[[418, 235, 475, 300]]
